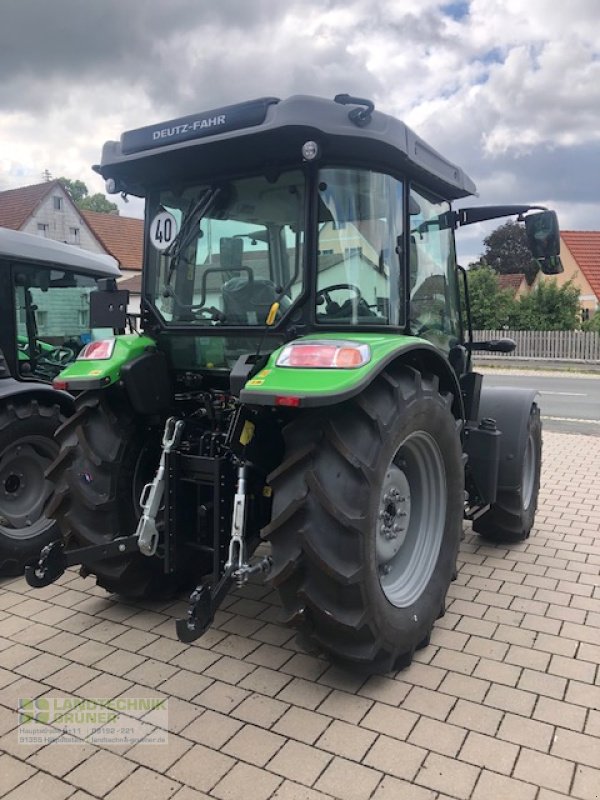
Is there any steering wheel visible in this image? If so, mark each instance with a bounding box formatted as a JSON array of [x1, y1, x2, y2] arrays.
[[39, 346, 76, 367], [316, 283, 363, 315]]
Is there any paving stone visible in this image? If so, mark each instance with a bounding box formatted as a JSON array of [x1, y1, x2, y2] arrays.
[[3, 771, 75, 800], [513, 748, 575, 794], [415, 752, 480, 799], [193, 680, 249, 713], [401, 686, 456, 721], [277, 677, 332, 711], [408, 717, 467, 757], [497, 712, 554, 751], [212, 762, 282, 800], [231, 693, 289, 728], [268, 740, 332, 786], [66, 749, 137, 795], [363, 735, 427, 781], [180, 709, 241, 749], [484, 683, 536, 716], [317, 690, 372, 724], [534, 696, 587, 732], [471, 770, 537, 800], [458, 731, 519, 774], [222, 723, 286, 766], [105, 767, 181, 800], [360, 701, 418, 740], [371, 776, 435, 800], [571, 765, 600, 800], [0, 753, 36, 796], [550, 727, 600, 769], [167, 744, 235, 792], [314, 756, 382, 800], [238, 665, 293, 697], [316, 719, 377, 761], [357, 675, 410, 706]]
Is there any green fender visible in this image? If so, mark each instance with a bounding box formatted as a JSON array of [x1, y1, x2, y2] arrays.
[[240, 333, 464, 416], [52, 334, 157, 390]]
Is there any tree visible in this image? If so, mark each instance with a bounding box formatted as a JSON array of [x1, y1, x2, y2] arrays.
[[483, 220, 538, 285], [582, 311, 600, 332], [58, 177, 118, 215], [509, 280, 580, 331], [463, 265, 516, 329]]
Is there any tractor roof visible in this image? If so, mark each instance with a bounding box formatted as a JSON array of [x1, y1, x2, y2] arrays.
[[0, 227, 121, 277], [96, 94, 477, 201]]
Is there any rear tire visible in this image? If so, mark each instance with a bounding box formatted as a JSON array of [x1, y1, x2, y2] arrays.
[[473, 403, 541, 543], [263, 364, 463, 673], [46, 391, 180, 598], [0, 400, 62, 575]]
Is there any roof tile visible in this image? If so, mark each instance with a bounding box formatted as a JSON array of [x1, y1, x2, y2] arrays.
[[81, 210, 143, 271], [0, 181, 57, 229], [561, 231, 600, 300]]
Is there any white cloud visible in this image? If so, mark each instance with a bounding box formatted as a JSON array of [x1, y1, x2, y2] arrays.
[[0, 0, 598, 248]]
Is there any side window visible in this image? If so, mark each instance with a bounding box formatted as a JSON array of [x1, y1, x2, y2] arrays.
[[13, 264, 104, 381], [409, 186, 460, 348], [316, 169, 403, 326]]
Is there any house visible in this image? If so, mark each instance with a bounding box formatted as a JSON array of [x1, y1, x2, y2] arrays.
[[498, 273, 529, 297], [535, 231, 600, 320], [0, 181, 143, 297]]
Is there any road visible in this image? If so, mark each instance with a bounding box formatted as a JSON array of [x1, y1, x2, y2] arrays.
[[482, 370, 600, 435]]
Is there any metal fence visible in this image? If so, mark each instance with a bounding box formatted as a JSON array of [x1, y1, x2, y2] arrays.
[[473, 330, 600, 362]]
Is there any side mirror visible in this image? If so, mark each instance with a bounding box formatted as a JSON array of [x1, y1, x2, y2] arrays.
[[524, 210, 564, 275], [467, 338, 516, 353]]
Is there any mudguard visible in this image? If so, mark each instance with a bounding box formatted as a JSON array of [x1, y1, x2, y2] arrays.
[[0, 377, 74, 415], [478, 385, 538, 491], [240, 333, 464, 417], [52, 334, 157, 391]]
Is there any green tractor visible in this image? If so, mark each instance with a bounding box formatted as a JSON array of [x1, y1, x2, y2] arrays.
[[0, 226, 121, 573], [26, 94, 562, 671]]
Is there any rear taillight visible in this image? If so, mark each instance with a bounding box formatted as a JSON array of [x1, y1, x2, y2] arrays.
[[77, 339, 115, 360], [276, 340, 370, 369]]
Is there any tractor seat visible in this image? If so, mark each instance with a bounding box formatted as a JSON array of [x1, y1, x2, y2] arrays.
[[222, 275, 283, 325]]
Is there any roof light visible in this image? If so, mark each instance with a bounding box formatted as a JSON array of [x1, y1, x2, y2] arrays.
[[301, 140, 320, 161], [276, 340, 370, 369], [77, 339, 115, 361]]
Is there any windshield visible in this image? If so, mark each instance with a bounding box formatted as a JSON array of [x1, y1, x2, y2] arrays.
[[146, 170, 305, 327]]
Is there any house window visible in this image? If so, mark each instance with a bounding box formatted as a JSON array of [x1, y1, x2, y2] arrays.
[[70, 227, 80, 244], [344, 246, 363, 258], [37, 223, 49, 237], [53, 196, 63, 211]]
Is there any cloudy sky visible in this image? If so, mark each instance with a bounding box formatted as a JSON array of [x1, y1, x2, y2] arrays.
[[1, 0, 599, 262]]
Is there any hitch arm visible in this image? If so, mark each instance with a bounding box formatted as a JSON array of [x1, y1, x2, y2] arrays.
[[25, 535, 140, 588]]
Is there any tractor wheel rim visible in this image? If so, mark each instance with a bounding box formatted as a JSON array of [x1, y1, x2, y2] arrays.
[[522, 433, 536, 512], [0, 435, 58, 539], [377, 431, 446, 608]]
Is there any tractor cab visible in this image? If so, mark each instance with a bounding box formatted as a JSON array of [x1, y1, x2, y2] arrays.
[[0, 227, 121, 383]]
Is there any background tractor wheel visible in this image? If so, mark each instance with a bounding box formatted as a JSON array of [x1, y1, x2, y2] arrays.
[[47, 391, 182, 598], [473, 403, 541, 543], [263, 364, 464, 673], [0, 400, 63, 575]]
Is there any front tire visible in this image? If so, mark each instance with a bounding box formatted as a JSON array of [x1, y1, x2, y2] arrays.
[[473, 403, 541, 543], [0, 400, 63, 575], [263, 364, 464, 673]]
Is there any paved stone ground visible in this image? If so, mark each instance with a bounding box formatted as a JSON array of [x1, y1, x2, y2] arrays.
[[0, 430, 598, 800]]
